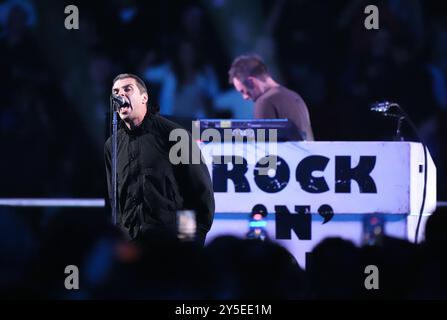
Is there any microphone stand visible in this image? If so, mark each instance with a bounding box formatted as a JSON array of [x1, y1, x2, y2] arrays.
[[384, 112, 405, 141], [376, 103, 405, 141], [371, 102, 428, 243], [109, 96, 118, 225], [394, 116, 405, 141], [393, 104, 428, 244]]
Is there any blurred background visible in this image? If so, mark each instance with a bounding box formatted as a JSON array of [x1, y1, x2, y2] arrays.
[[0, 0, 447, 299]]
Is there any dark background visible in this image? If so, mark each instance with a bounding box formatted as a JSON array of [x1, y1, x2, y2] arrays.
[[1, 0, 447, 300]]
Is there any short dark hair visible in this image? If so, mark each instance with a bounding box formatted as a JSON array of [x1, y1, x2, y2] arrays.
[[112, 73, 160, 114], [113, 73, 148, 94], [228, 54, 269, 84]]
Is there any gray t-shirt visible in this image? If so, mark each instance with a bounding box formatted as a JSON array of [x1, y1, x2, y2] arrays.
[[254, 86, 314, 141]]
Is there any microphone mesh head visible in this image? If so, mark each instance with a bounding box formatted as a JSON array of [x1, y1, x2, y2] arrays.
[[112, 94, 128, 109]]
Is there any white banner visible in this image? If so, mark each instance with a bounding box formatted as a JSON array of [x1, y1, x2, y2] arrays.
[[199, 141, 436, 215]]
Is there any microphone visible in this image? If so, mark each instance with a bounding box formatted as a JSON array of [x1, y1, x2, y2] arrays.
[[370, 101, 392, 113], [110, 94, 129, 109]]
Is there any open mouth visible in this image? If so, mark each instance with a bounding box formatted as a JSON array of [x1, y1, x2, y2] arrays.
[[119, 105, 132, 113]]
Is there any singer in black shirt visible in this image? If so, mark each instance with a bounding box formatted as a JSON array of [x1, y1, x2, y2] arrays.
[[104, 74, 215, 245]]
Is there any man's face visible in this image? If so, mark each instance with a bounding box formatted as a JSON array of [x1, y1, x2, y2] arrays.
[[112, 78, 148, 121], [232, 77, 262, 101]]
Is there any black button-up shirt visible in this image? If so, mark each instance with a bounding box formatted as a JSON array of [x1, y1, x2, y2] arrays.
[[104, 112, 215, 240]]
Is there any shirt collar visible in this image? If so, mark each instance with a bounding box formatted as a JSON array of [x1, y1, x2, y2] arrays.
[[121, 110, 153, 135], [254, 85, 279, 102]]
